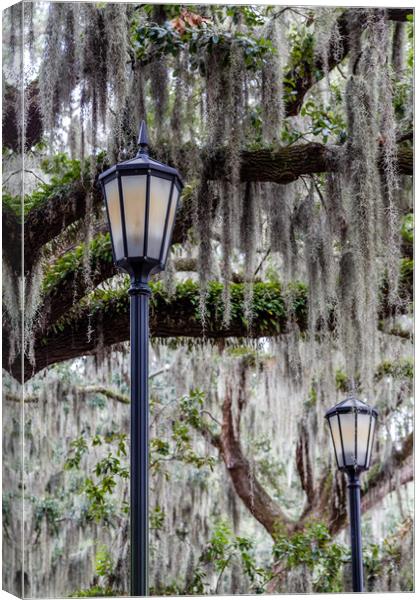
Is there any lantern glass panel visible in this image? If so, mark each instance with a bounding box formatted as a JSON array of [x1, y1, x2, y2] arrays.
[[161, 187, 180, 263], [356, 411, 371, 465], [366, 417, 376, 467], [147, 176, 173, 260], [105, 178, 124, 261], [328, 414, 344, 468], [338, 412, 357, 467], [121, 174, 147, 257]]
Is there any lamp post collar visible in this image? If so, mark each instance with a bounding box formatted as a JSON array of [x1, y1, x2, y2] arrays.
[[129, 280, 151, 297], [137, 120, 149, 157]]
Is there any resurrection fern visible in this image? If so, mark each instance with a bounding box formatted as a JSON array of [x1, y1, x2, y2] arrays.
[[46, 278, 309, 339]]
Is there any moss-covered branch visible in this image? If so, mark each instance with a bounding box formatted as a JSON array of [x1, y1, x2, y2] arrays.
[[39, 233, 262, 331], [205, 143, 412, 184], [6, 280, 308, 381], [34, 223, 412, 355], [41, 233, 116, 327], [6, 253, 413, 381]]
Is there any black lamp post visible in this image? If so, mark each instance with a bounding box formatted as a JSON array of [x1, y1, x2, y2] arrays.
[[325, 396, 378, 592], [99, 121, 183, 596]]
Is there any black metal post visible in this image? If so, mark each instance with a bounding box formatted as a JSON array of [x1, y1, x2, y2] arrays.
[[129, 280, 151, 596], [347, 472, 364, 592]]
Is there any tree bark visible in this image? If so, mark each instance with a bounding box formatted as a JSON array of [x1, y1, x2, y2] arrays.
[[392, 22, 406, 75], [206, 144, 412, 184], [219, 383, 293, 535]]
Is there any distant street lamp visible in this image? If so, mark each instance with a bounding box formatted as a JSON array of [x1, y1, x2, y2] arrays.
[[325, 396, 378, 592], [99, 121, 183, 596]]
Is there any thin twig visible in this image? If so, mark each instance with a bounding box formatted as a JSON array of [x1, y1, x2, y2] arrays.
[[310, 175, 327, 212], [299, 175, 311, 195], [3, 170, 48, 186], [254, 248, 271, 276], [150, 397, 178, 427], [149, 365, 170, 380], [24, 170, 47, 185], [286, 132, 313, 147], [5, 392, 38, 403], [80, 386, 130, 404], [336, 64, 347, 79], [201, 410, 222, 428], [273, 8, 291, 19], [2, 170, 20, 185], [396, 130, 413, 144], [215, 552, 235, 594], [284, 7, 312, 20]]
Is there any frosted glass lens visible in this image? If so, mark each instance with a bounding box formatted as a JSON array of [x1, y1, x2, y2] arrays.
[[356, 412, 371, 466], [121, 175, 147, 257], [338, 412, 357, 467], [147, 176, 172, 259], [105, 178, 124, 261], [161, 188, 180, 263], [366, 417, 376, 467], [329, 415, 343, 468]]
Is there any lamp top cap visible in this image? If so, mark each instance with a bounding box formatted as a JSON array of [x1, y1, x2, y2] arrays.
[[325, 395, 378, 419], [137, 120, 149, 153]]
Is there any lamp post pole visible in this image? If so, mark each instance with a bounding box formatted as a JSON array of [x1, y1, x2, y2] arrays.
[[347, 471, 363, 592], [99, 120, 183, 597], [130, 280, 151, 596]]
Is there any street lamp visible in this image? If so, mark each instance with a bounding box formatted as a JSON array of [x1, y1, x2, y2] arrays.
[[325, 396, 378, 592], [99, 121, 183, 596]]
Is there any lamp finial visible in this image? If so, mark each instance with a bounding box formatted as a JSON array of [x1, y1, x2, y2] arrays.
[[137, 120, 149, 156]]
